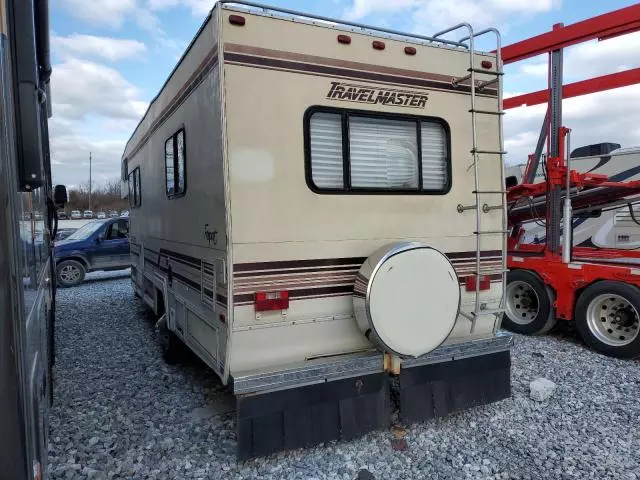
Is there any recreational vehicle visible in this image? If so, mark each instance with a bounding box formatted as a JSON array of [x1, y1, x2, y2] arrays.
[[123, 1, 512, 458], [0, 0, 67, 478], [506, 143, 640, 251]]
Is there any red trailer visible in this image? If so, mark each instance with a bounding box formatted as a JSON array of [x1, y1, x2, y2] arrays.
[[501, 5, 640, 358]]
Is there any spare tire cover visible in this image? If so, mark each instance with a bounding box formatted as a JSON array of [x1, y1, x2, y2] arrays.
[[354, 242, 460, 358]]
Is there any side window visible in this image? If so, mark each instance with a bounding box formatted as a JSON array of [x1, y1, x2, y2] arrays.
[[306, 108, 450, 194], [165, 128, 186, 198], [121, 157, 128, 182], [128, 167, 141, 208], [107, 220, 129, 240]]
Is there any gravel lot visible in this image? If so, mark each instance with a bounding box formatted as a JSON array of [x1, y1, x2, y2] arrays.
[[50, 275, 640, 480]]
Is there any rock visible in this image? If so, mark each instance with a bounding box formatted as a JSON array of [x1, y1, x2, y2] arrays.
[[530, 378, 557, 402], [357, 469, 376, 480]]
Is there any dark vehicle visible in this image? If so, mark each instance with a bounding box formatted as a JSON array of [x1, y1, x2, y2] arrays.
[[1, 0, 62, 478], [55, 218, 130, 287]]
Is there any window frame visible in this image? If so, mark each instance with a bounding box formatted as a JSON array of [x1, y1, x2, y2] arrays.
[[164, 127, 187, 199], [128, 167, 142, 208], [304, 106, 452, 195]]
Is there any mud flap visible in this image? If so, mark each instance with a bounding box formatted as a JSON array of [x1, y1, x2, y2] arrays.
[[236, 372, 389, 459], [399, 350, 511, 423]]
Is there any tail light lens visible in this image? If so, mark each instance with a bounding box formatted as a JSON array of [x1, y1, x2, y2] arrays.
[[255, 290, 289, 311], [465, 275, 491, 292]]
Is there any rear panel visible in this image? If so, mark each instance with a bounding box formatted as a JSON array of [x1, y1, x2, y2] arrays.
[[221, 8, 504, 375]]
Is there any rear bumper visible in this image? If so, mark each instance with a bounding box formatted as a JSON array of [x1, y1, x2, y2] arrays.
[[231, 332, 513, 395]]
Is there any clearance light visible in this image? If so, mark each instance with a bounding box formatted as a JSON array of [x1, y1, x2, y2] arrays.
[[465, 275, 491, 292], [372, 40, 386, 50], [255, 290, 289, 311], [337, 34, 352, 44], [481, 60, 493, 69], [404, 46, 417, 55], [229, 15, 246, 26]]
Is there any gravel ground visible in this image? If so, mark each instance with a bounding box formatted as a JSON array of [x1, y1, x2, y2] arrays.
[[49, 275, 640, 480]]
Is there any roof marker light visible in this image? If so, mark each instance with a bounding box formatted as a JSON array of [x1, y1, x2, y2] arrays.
[[229, 15, 246, 26], [372, 40, 385, 50], [481, 60, 493, 69], [404, 46, 417, 55], [337, 34, 352, 44]]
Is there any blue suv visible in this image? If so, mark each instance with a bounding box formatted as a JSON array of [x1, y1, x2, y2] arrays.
[[54, 218, 130, 287]]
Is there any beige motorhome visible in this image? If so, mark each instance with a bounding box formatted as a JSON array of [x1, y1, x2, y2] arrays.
[[122, 1, 512, 458]]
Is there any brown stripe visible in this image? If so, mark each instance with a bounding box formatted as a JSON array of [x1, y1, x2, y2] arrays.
[[127, 46, 218, 159], [233, 264, 360, 278], [234, 270, 358, 286], [224, 43, 498, 97], [225, 52, 496, 98], [234, 257, 367, 273], [234, 251, 502, 274]]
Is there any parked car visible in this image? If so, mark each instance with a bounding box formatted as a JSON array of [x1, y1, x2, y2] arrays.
[[109, 210, 119, 218], [83, 210, 94, 219], [70, 210, 82, 220], [97, 211, 107, 219], [120, 210, 129, 217], [54, 218, 130, 287], [58, 210, 67, 219]]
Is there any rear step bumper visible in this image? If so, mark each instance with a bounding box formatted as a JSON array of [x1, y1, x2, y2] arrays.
[[233, 333, 512, 459]]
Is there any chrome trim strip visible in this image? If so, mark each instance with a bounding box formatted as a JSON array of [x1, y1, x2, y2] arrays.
[[232, 351, 383, 394], [402, 331, 513, 368], [231, 332, 513, 394]]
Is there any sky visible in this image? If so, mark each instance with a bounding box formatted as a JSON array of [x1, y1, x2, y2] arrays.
[[49, 0, 640, 188]]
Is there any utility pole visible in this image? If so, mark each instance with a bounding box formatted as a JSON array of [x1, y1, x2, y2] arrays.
[[89, 151, 92, 211]]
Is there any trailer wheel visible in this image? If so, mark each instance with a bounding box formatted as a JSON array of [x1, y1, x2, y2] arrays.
[[503, 270, 556, 335], [56, 260, 86, 287], [575, 281, 640, 359]]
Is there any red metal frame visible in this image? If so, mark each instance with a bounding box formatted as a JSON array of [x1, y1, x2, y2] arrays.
[[501, 4, 640, 64], [504, 68, 640, 109], [502, 6, 640, 322]]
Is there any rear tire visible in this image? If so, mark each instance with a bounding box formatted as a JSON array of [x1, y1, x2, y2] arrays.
[[503, 270, 557, 335], [56, 260, 86, 287], [575, 281, 640, 359]]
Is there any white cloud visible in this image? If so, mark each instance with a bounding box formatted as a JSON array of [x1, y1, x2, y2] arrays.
[[59, 0, 163, 34], [52, 34, 147, 62], [49, 57, 149, 186], [504, 85, 640, 165], [343, 0, 417, 21], [58, 0, 137, 29], [147, 0, 213, 16], [51, 58, 147, 121], [342, 0, 561, 31]]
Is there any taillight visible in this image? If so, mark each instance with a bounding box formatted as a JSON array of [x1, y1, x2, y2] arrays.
[[255, 290, 289, 311], [465, 275, 491, 292]]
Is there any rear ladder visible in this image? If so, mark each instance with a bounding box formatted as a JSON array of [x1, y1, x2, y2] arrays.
[[433, 25, 507, 332]]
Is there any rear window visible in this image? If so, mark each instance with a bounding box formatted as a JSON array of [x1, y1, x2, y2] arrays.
[[305, 107, 450, 194]]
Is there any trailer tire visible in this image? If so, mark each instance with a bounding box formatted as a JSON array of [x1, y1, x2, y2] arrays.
[[503, 270, 556, 335], [575, 281, 640, 359], [56, 260, 86, 287]]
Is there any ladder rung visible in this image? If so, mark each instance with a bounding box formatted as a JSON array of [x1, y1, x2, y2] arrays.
[[471, 149, 507, 155], [482, 204, 503, 213], [469, 109, 505, 115], [474, 230, 508, 235], [471, 308, 505, 317], [467, 68, 504, 76], [473, 190, 507, 194]]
